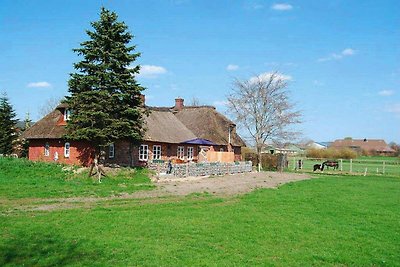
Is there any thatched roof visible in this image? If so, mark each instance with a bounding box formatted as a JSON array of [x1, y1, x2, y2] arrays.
[[144, 109, 196, 143], [23, 103, 246, 147], [331, 139, 395, 152], [22, 108, 65, 139], [174, 107, 245, 146]]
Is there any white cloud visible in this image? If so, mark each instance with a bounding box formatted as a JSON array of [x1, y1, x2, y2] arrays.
[[379, 90, 395, 96], [385, 103, 400, 114], [27, 81, 51, 88], [318, 48, 356, 62], [271, 3, 293, 11], [249, 72, 292, 84], [137, 65, 167, 78], [342, 48, 355, 56], [252, 4, 264, 9], [313, 80, 324, 86], [226, 64, 239, 71], [213, 100, 228, 107]]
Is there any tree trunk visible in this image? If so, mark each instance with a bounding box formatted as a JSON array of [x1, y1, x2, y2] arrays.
[[88, 150, 99, 177], [88, 148, 106, 182], [257, 147, 262, 172]]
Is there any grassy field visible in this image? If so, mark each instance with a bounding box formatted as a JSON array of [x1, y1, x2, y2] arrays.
[[0, 157, 153, 199], [1, 159, 400, 266], [289, 156, 400, 176]]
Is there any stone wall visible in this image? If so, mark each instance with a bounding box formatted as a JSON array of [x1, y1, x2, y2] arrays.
[[149, 160, 252, 178]]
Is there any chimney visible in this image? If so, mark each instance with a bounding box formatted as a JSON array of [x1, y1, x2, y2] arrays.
[[174, 97, 184, 111], [140, 94, 145, 106]]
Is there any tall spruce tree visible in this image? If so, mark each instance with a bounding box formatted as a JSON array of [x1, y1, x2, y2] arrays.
[[0, 93, 17, 155], [65, 8, 145, 163]]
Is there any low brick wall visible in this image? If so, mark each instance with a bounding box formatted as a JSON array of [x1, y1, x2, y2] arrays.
[[148, 160, 253, 178]]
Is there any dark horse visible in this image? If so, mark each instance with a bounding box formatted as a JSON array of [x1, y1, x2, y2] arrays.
[[313, 164, 324, 172], [322, 160, 339, 170]]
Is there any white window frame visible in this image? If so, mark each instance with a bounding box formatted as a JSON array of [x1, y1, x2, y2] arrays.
[[153, 145, 161, 160], [177, 146, 185, 160], [187, 147, 194, 161], [64, 109, 71, 121], [44, 142, 50, 157], [64, 142, 70, 158], [109, 143, 115, 159], [139, 144, 148, 161]]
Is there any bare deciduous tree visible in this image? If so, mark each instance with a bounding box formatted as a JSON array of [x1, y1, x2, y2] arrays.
[[227, 72, 302, 171], [190, 96, 201, 106], [38, 97, 63, 118]]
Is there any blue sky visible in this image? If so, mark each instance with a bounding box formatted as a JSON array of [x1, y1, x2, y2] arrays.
[[1, 0, 399, 143]]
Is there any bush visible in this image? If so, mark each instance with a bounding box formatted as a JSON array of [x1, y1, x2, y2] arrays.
[[242, 147, 258, 166], [261, 154, 279, 171], [306, 148, 357, 159]]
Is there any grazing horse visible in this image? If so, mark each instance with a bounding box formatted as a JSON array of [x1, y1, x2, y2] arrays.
[[313, 164, 324, 172], [322, 160, 339, 170]]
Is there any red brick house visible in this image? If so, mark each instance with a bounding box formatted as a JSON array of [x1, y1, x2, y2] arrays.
[[23, 97, 245, 166], [330, 138, 395, 156]]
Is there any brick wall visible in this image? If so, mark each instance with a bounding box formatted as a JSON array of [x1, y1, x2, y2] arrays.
[[28, 139, 94, 166]]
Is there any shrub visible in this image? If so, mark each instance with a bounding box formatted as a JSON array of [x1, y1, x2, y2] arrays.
[[306, 148, 357, 159], [261, 154, 278, 171]]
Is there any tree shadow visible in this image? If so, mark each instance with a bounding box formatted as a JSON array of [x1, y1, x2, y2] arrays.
[[0, 231, 104, 266], [77, 145, 95, 167]]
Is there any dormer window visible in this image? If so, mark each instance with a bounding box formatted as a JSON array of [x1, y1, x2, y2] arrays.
[[64, 109, 71, 121]]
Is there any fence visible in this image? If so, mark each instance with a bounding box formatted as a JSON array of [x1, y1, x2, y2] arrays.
[[148, 160, 253, 178], [288, 157, 400, 176]]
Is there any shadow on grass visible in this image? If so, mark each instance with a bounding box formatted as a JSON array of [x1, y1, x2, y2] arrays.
[[0, 232, 103, 266]]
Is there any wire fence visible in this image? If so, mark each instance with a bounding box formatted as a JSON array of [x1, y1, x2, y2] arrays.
[[288, 157, 400, 176]]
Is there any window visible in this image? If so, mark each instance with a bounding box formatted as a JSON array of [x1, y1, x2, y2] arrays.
[[139, 144, 148, 161], [177, 146, 184, 160], [64, 109, 71, 121], [44, 142, 50, 157], [187, 147, 194, 160], [109, 143, 115, 159], [64, 142, 70, 158], [153, 145, 161, 160]]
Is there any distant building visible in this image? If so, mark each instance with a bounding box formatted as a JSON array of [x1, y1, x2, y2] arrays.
[[306, 141, 329, 150], [262, 143, 303, 155], [330, 138, 395, 155]]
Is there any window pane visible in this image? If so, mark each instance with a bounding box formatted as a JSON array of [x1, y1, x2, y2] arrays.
[[109, 144, 115, 158], [139, 144, 148, 161], [153, 145, 161, 160], [44, 142, 50, 157], [64, 142, 70, 158]]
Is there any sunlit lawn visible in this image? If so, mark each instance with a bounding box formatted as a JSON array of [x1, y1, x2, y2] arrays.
[[1, 159, 399, 266]]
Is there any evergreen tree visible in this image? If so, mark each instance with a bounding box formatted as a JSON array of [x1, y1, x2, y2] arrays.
[[20, 112, 32, 158], [65, 8, 145, 160], [0, 93, 17, 155]]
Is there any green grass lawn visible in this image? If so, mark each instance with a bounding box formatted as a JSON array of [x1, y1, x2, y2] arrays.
[[289, 156, 400, 176], [1, 159, 399, 266], [0, 157, 154, 199]]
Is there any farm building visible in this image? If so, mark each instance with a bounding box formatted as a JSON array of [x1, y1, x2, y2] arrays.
[[305, 141, 330, 150], [330, 138, 395, 155], [22, 97, 245, 166]]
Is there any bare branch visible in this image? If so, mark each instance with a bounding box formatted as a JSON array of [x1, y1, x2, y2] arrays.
[[227, 72, 302, 171]]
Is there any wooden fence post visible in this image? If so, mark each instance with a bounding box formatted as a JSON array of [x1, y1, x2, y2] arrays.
[[383, 161, 386, 175], [340, 159, 343, 171], [350, 159, 353, 173]]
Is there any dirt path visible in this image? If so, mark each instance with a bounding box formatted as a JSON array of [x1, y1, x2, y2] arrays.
[[3, 171, 311, 212]]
